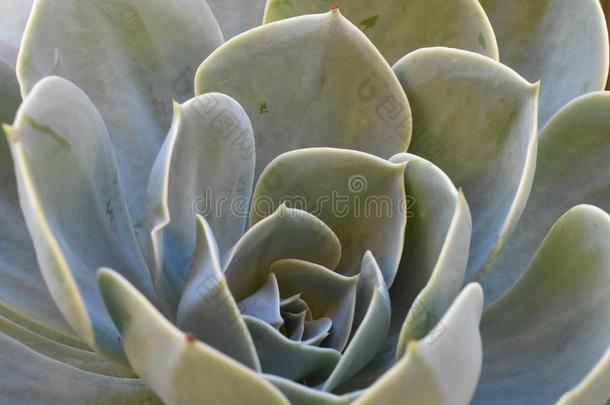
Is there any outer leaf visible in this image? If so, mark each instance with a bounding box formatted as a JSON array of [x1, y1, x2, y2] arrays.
[[393, 47, 538, 286], [18, 0, 223, 232], [5, 76, 156, 363], [196, 9, 411, 181], [206, 0, 266, 39], [0, 331, 159, 404], [323, 252, 391, 392], [270, 259, 359, 351], [176, 216, 260, 370], [0, 299, 84, 349], [98, 269, 289, 405], [146, 93, 254, 314], [484, 92, 610, 305], [0, 314, 132, 377], [224, 205, 342, 301], [264, 0, 498, 64], [243, 315, 341, 382], [473, 205, 610, 405], [479, 0, 609, 127], [355, 283, 484, 405], [250, 148, 407, 285], [1, 58, 74, 337]]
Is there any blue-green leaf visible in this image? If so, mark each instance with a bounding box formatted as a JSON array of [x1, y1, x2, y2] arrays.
[[244, 315, 341, 381], [323, 252, 391, 392], [98, 269, 289, 405], [5, 76, 156, 363], [146, 93, 254, 314], [473, 206, 610, 405], [18, 0, 223, 233], [176, 215, 260, 370], [0, 330, 159, 403], [355, 283, 484, 405]]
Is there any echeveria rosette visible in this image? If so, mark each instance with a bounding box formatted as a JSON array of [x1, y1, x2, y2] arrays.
[[0, 1, 608, 405]]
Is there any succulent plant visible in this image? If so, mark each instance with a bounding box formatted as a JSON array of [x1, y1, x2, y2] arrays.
[[1, 0, 610, 404]]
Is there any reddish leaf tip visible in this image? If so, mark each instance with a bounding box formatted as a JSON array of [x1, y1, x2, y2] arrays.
[[185, 332, 197, 343], [330, 4, 340, 12]]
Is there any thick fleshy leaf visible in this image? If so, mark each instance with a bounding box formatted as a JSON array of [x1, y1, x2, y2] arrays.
[[146, 93, 254, 313], [355, 283, 484, 405], [251, 148, 407, 285], [484, 92, 610, 305], [393, 47, 538, 286], [176, 215, 260, 370], [0, 330, 160, 404], [270, 259, 359, 351], [0, 0, 33, 64], [98, 269, 289, 405], [473, 205, 610, 405], [244, 316, 341, 382], [224, 205, 342, 301], [479, 0, 609, 127], [206, 0, 266, 39], [5, 76, 156, 363], [18, 0, 223, 232], [266, 374, 361, 405], [0, 314, 132, 378], [196, 10, 411, 180], [390, 153, 472, 349], [558, 347, 610, 405], [1, 61, 75, 338], [0, 56, 20, 122], [0, 299, 84, 349], [323, 252, 391, 392], [239, 273, 283, 329], [264, 0, 498, 64], [339, 158, 472, 391], [302, 318, 333, 346]]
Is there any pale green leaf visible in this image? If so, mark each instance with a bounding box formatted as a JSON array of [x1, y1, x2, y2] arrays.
[[224, 205, 342, 302], [196, 10, 411, 181], [473, 205, 610, 404], [264, 0, 498, 63], [479, 0, 609, 127], [484, 92, 610, 305], [393, 47, 538, 287], [250, 148, 407, 286]]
